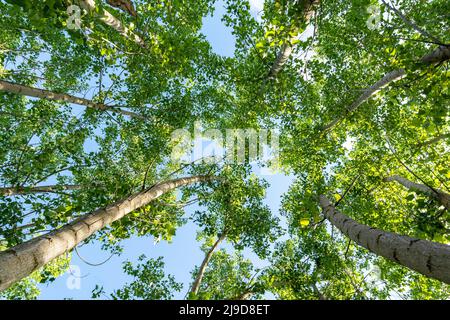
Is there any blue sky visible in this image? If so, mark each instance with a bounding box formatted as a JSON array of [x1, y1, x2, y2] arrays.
[[36, 0, 294, 300], [38, 173, 293, 299]]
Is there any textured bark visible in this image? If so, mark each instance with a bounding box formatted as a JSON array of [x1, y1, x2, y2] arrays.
[[419, 45, 450, 65], [0, 184, 82, 196], [0, 80, 144, 119], [190, 233, 226, 295], [319, 195, 450, 284], [384, 175, 450, 210], [0, 175, 213, 291], [266, 0, 320, 80], [79, 0, 145, 47], [323, 45, 450, 131]]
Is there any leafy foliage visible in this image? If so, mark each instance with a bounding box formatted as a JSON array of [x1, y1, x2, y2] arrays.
[[92, 255, 183, 300], [0, 0, 449, 300]]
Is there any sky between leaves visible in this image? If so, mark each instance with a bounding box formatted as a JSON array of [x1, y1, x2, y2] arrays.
[[1, 0, 449, 300], [36, 0, 291, 299]]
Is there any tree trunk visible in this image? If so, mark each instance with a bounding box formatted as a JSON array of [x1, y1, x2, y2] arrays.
[[267, 44, 294, 80], [0, 184, 82, 196], [266, 0, 320, 81], [322, 45, 450, 131], [0, 80, 144, 119], [384, 175, 450, 210], [79, 0, 146, 47], [106, 0, 137, 17], [420, 45, 450, 65], [189, 233, 226, 296], [416, 133, 450, 148], [319, 195, 450, 284], [0, 175, 213, 291], [322, 69, 407, 131]]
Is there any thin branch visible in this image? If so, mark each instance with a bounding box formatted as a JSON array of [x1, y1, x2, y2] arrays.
[[381, 0, 443, 45], [74, 246, 115, 267]]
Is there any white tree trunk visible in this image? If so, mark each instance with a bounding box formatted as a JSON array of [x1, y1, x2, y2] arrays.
[[420, 45, 450, 65], [384, 175, 450, 210], [322, 69, 406, 130], [0, 184, 82, 196], [268, 44, 294, 80], [79, 0, 146, 47], [0, 175, 213, 291], [0, 80, 144, 119], [319, 195, 450, 284], [189, 233, 226, 295], [323, 45, 450, 131], [266, 0, 320, 81]]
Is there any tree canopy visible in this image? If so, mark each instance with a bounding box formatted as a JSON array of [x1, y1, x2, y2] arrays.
[[0, 0, 449, 300]]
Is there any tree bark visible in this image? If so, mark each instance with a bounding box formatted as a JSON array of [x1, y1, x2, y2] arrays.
[[0, 184, 82, 196], [322, 45, 450, 131], [0, 175, 214, 291], [267, 44, 294, 81], [384, 175, 450, 210], [79, 0, 145, 47], [266, 0, 320, 81], [0, 80, 144, 119], [419, 45, 450, 65], [319, 195, 450, 284], [189, 233, 226, 296]]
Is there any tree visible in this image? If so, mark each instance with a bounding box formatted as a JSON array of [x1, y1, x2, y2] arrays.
[[1, 0, 449, 300], [265, 0, 320, 81], [189, 248, 265, 300], [0, 80, 144, 119], [319, 195, 450, 284], [322, 45, 450, 131], [92, 255, 183, 300], [189, 233, 226, 296], [185, 164, 281, 297], [384, 175, 450, 210], [0, 176, 213, 291]]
